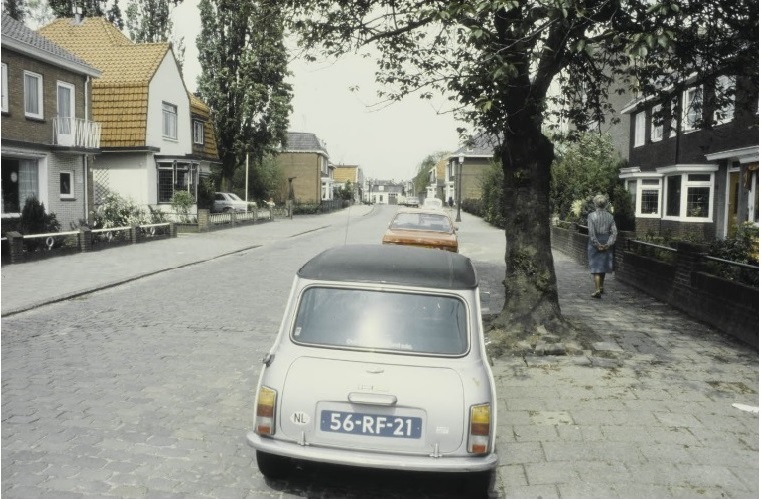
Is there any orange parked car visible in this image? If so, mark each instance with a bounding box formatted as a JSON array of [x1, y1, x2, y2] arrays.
[[382, 209, 458, 252]]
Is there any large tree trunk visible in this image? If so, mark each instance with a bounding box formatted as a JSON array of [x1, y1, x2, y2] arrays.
[[492, 120, 565, 336]]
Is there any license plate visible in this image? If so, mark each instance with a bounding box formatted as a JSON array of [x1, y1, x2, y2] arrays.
[[320, 410, 422, 438]]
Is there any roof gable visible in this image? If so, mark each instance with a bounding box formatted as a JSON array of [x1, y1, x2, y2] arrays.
[[38, 18, 168, 85], [285, 132, 329, 155]]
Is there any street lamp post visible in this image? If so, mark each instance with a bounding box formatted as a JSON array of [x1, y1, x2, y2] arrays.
[[456, 154, 464, 222]]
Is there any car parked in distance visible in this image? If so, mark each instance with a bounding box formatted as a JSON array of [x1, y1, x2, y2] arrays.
[[405, 196, 420, 207], [247, 245, 497, 494], [213, 192, 249, 213], [422, 197, 444, 210], [382, 208, 458, 252]]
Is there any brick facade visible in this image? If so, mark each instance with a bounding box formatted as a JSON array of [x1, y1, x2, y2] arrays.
[[276, 152, 321, 203], [2, 48, 89, 144]]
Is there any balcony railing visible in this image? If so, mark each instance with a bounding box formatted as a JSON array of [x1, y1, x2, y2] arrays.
[[52, 117, 102, 149]]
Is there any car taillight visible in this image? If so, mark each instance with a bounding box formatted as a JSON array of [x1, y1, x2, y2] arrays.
[[467, 403, 491, 454], [255, 386, 277, 436]]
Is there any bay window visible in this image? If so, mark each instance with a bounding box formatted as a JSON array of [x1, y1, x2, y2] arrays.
[[157, 161, 197, 203], [662, 167, 716, 221]]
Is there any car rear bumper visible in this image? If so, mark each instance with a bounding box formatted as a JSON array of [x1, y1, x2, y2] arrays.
[[246, 431, 498, 472]]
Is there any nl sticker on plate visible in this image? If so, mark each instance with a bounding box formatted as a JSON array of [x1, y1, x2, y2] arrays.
[[290, 411, 310, 425]]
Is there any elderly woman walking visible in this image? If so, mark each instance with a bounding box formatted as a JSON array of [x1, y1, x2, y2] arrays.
[[587, 194, 618, 298]]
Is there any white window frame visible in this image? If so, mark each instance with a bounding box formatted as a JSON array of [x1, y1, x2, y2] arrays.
[[56, 81, 76, 135], [669, 96, 678, 138], [713, 75, 735, 126], [162, 102, 178, 140], [633, 111, 646, 147], [650, 104, 663, 142], [682, 86, 703, 132], [59, 170, 74, 199], [192, 120, 204, 145], [24, 70, 44, 119], [636, 177, 663, 218], [1, 63, 8, 113], [659, 165, 717, 222]]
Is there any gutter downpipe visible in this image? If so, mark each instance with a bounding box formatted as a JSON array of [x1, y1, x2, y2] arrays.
[[84, 75, 91, 223]]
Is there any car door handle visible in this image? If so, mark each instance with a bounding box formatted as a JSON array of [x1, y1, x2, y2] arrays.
[[347, 392, 398, 406]]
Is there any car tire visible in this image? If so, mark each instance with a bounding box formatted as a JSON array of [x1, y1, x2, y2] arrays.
[[256, 451, 291, 480], [462, 470, 493, 498], [222, 207, 232, 213]]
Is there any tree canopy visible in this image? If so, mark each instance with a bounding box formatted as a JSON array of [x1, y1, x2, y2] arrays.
[[283, 0, 758, 339], [196, 0, 293, 193]]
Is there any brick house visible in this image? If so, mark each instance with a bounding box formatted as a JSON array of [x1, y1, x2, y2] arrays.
[[332, 164, 363, 202], [276, 132, 333, 203], [446, 133, 499, 205], [425, 157, 448, 201], [38, 17, 219, 215], [1, 13, 102, 230], [619, 74, 758, 241]]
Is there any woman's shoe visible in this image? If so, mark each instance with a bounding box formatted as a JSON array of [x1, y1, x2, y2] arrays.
[[591, 290, 602, 298]]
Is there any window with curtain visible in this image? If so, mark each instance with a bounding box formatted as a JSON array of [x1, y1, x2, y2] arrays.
[[650, 105, 663, 142], [634, 111, 646, 147], [57, 82, 75, 134], [1, 157, 39, 214], [1, 63, 8, 113], [682, 86, 703, 131], [24, 71, 43, 119], [713, 75, 735, 125], [162, 102, 177, 139], [193, 120, 204, 145]]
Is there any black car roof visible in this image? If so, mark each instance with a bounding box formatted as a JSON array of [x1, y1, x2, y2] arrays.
[[297, 244, 478, 290]]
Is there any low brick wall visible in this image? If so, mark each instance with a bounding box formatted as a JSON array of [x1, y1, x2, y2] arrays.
[[551, 225, 759, 349]]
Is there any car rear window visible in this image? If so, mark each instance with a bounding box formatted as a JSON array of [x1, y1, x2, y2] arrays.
[[291, 287, 468, 356], [390, 212, 453, 233]]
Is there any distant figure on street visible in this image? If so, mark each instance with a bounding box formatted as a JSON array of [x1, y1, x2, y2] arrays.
[[448, 196, 454, 208], [587, 194, 617, 298]]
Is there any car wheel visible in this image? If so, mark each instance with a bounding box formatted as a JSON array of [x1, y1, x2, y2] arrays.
[[222, 207, 232, 213], [256, 451, 291, 480], [461, 470, 493, 498]]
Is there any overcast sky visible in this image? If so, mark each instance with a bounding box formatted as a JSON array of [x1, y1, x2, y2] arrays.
[[173, 1, 464, 181]]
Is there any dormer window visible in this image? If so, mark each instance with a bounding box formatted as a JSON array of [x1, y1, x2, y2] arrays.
[[162, 102, 177, 140], [193, 120, 204, 145]]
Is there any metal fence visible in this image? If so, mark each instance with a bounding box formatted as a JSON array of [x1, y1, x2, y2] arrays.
[[2, 223, 174, 265]]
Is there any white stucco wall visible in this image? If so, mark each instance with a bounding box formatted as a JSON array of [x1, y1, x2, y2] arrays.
[[93, 152, 153, 204], [146, 52, 191, 156]]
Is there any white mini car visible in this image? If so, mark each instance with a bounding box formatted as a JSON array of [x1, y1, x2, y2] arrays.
[[247, 244, 497, 493], [213, 192, 249, 213]]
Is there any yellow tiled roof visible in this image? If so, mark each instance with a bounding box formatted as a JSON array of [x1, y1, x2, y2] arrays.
[[38, 18, 169, 147], [333, 165, 358, 184]]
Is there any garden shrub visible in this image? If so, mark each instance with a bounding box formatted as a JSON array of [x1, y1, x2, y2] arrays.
[[19, 197, 60, 235], [91, 193, 151, 229], [171, 191, 194, 223]]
